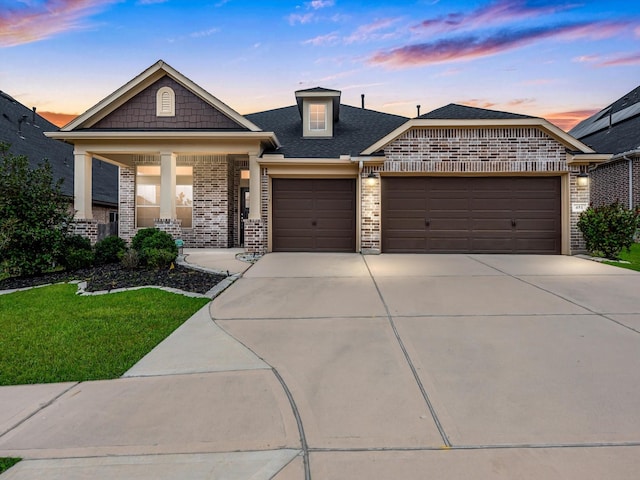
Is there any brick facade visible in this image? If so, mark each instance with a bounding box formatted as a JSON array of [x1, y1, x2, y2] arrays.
[[590, 157, 640, 209], [360, 167, 381, 253], [118, 154, 246, 248], [93, 77, 243, 130], [72, 219, 99, 245], [362, 126, 584, 254]]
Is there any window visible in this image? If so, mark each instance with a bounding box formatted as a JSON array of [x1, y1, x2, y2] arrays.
[[309, 103, 327, 131], [135, 165, 193, 228], [136, 166, 161, 228], [156, 86, 175, 117], [175, 166, 193, 228]]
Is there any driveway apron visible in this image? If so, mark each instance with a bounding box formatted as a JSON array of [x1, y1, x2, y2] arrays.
[[216, 252, 640, 479]]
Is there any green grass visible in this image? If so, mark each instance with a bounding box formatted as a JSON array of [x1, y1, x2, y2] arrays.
[[603, 243, 640, 272], [0, 284, 209, 386], [0, 458, 20, 473]]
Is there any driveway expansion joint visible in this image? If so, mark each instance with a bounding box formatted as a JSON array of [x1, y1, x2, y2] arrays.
[[362, 256, 452, 448]]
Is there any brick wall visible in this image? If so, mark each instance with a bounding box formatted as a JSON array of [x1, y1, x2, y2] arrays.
[[243, 167, 269, 253], [590, 159, 630, 207], [361, 167, 381, 253], [93, 76, 242, 130], [72, 219, 98, 245], [570, 168, 589, 253], [385, 127, 566, 168], [381, 126, 584, 253], [118, 155, 237, 247], [119, 166, 136, 243]]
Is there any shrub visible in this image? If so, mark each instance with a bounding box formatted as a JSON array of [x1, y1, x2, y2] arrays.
[[121, 249, 140, 270], [94, 235, 127, 265], [58, 235, 94, 271], [144, 248, 177, 269], [131, 228, 178, 266], [0, 143, 73, 276], [131, 228, 158, 252], [577, 202, 640, 259]]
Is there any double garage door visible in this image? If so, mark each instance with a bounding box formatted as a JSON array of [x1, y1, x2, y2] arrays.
[[382, 176, 561, 254], [271, 177, 561, 254]]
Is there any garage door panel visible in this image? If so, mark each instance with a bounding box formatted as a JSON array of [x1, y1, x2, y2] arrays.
[[272, 179, 356, 252], [382, 177, 561, 254]]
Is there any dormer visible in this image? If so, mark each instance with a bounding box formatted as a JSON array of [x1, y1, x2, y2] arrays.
[[295, 87, 341, 138]]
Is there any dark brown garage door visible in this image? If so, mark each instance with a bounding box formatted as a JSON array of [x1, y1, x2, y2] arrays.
[[272, 178, 356, 252], [382, 176, 561, 254]]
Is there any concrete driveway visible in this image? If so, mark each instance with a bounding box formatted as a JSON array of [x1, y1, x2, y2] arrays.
[[1, 253, 640, 479]]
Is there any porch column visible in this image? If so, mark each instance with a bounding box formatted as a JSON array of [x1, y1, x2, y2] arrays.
[[73, 151, 93, 219], [159, 152, 177, 219], [248, 153, 261, 219]]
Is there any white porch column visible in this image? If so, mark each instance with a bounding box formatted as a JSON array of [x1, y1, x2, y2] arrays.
[[73, 151, 93, 219], [160, 152, 177, 219], [248, 153, 261, 219]]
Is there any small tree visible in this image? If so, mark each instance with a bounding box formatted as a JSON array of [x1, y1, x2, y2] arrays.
[[577, 202, 640, 259], [0, 143, 74, 276]]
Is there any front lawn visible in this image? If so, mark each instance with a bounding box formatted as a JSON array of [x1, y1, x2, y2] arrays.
[[603, 243, 640, 272], [0, 284, 209, 386]]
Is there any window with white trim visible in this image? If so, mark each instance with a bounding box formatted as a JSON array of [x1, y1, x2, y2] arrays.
[[309, 103, 327, 131], [135, 165, 193, 228]]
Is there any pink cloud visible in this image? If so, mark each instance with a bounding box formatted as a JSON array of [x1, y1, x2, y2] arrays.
[[310, 0, 334, 9], [370, 22, 628, 67], [543, 109, 600, 130], [412, 0, 576, 35], [288, 12, 314, 25], [599, 52, 640, 67], [0, 0, 116, 47], [460, 99, 497, 109]]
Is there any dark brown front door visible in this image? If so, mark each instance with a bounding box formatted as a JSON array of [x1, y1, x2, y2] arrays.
[[272, 178, 356, 252], [382, 176, 561, 254]]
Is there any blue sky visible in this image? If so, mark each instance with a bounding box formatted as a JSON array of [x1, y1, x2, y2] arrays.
[[1, 0, 639, 129]]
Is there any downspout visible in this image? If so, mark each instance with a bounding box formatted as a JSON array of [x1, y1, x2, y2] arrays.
[[358, 160, 363, 253], [622, 155, 633, 209]]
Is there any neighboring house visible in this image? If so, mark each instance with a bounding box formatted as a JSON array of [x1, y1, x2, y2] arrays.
[[569, 85, 640, 209], [47, 60, 608, 254], [0, 90, 119, 237]]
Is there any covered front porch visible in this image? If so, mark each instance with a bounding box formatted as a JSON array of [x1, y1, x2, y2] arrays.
[[48, 131, 276, 252]]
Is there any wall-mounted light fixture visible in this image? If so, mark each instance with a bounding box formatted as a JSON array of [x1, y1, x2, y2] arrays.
[[366, 172, 378, 186], [577, 171, 589, 187]]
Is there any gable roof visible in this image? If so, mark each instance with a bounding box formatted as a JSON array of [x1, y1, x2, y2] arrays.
[[62, 60, 262, 132], [362, 104, 596, 156], [569, 85, 640, 156], [419, 103, 535, 120], [246, 103, 407, 158], [0, 91, 118, 206]]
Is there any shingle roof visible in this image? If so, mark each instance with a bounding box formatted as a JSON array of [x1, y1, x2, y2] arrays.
[[0, 91, 118, 206], [420, 103, 536, 120], [569, 85, 640, 155], [246, 104, 408, 158]]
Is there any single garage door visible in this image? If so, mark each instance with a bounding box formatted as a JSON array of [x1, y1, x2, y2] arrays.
[[382, 176, 561, 254], [272, 178, 356, 252]]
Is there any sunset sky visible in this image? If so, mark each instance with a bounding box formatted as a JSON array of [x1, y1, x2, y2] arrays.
[[1, 0, 639, 130]]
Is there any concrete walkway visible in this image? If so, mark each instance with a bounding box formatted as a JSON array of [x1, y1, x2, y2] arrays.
[[1, 252, 640, 478]]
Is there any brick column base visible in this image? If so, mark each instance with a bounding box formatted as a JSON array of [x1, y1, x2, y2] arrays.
[[154, 218, 182, 240], [72, 219, 99, 245], [244, 218, 266, 254]]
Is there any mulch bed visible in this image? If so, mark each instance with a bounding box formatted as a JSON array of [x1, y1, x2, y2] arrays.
[[0, 263, 226, 295]]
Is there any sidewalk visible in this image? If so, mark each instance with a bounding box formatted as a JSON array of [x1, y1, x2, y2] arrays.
[[0, 249, 303, 479]]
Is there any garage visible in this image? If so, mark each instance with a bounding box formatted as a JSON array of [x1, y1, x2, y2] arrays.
[[272, 178, 356, 252], [382, 176, 561, 254]]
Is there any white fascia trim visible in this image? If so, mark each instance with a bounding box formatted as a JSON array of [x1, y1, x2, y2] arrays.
[[61, 60, 262, 132], [360, 118, 595, 155], [46, 130, 280, 147], [611, 149, 640, 161], [568, 153, 612, 165], [257, 156, 354, 165]]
